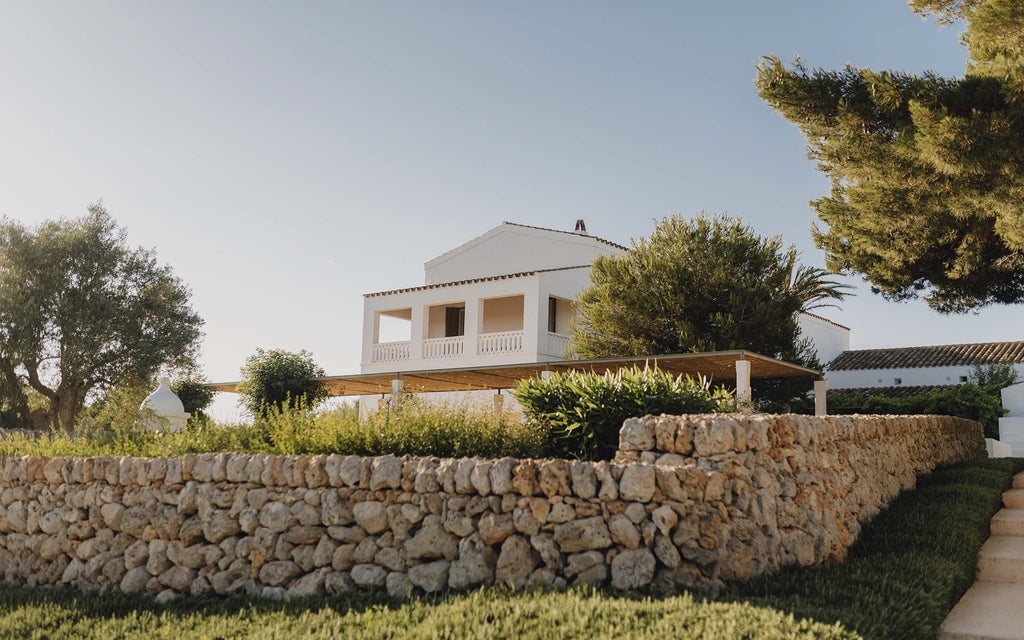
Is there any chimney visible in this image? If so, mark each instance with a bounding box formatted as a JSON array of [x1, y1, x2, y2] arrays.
[[574, 219, 587, 234]]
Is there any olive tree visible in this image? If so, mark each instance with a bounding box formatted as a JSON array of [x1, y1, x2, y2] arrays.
[[0, 204, 203, 430]]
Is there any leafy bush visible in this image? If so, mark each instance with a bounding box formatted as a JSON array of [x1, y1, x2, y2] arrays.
[[513, 366, 735, 459], [171, 374, 215, 419], [829, 382, 1006, 439], [236, 348, 328, 417]]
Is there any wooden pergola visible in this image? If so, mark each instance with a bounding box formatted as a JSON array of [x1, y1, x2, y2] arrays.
[[209, 350, 820, 398]]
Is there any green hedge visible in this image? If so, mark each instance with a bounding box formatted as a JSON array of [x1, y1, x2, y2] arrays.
[[513, 366, 736, 460], [829, 384, 1004, 439]]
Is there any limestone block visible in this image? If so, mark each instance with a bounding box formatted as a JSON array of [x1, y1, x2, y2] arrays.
[[495, 535, 538, 590], [448, 534, 495, 590], [259, 560, 301, 587], [619, 418, 655, 451], [610, 548, 656, 590], [352, 501, 389, 535], [405, 525, 458, 561], [408, 560, 450, 593], [619, 466, 656, 502], [608, 515, 640, 549], [553, 517, 613, 553], [370, 455, 403, 491], [351, 564, 387, 589]]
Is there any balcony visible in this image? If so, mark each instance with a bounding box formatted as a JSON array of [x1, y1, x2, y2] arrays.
[[423, 336, 464, 359], [478, 330, 524, 355], [546, 332, 570, 357], [371, 331, 529, 363], [373, 341, 410, 363]]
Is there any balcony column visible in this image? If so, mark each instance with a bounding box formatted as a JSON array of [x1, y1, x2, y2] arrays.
[[464, 298, 480, 356], [408, 304, 425, 360], [524, 281, 542, 356], [361, 304, 379, 366]]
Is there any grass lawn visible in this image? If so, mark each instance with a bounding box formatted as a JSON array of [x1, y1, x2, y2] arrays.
[[0, 457, 1018, 640]]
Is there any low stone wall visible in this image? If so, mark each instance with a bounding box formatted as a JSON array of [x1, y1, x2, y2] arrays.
[[0, 414, 982, 600]]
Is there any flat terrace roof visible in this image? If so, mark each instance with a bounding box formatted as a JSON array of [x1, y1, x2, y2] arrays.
[[208, 350, 819, 397]]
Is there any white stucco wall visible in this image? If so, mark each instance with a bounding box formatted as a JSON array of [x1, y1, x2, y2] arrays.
[[796, 313, 849, 365], [1002, 382, 1024, 417], [826, 363, 1024, 390], [424, 224, 623, 284], [481, 295, 525, 333]]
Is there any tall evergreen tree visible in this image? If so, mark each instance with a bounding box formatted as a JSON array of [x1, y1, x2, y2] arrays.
[[756, 0, 1024, 312]]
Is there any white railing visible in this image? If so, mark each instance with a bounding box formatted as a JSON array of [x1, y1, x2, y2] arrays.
[[478, 330, 524, 355], [423, 336, 464, 359], [547, 332, 570, 357], [372, 341, 410, 363]]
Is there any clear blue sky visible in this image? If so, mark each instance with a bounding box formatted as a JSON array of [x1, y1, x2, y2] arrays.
[[2, 1, 1019, 419]]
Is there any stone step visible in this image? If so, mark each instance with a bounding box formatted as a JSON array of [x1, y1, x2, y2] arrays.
[[939, 581, 1024, 640], [1014, 474, 1024, 490], [1003, 489, 1024, 510], [991, 509, 1024, 537], [977, 536, 1024, 583]]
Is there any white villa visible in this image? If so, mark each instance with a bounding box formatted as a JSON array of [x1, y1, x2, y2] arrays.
[[360, 220, 850, 379], [361, 221, 622, 375]]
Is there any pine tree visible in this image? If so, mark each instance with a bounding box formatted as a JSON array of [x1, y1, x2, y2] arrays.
[[756, 0, 1024, 312]]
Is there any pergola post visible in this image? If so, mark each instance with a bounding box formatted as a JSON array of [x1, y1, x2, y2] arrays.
[[735, 359, 752, 405], [814, 380, 828, 416]]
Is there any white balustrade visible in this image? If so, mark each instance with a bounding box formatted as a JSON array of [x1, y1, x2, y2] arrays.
[[478, 330, 524, 355], [423, 336, 465, 359], [373, 341, 410, 363], [547, 332, 570, 357]]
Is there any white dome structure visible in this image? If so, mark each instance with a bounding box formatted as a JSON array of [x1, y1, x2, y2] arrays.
[[141, 377, 190, 432]]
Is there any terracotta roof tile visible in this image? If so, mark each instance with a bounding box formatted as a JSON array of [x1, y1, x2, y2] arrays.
[[364, 265, 591, 298], [501, 221, 629, 251], [828, 341, 1024, 371], [801, 311, 850, 331]]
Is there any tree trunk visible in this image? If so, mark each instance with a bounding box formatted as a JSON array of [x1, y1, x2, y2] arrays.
[[0, 362, 31, 429], [50, 390, 84, 432]]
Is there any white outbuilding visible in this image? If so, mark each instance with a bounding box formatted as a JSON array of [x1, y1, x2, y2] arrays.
[[140, 377, 190, 432]]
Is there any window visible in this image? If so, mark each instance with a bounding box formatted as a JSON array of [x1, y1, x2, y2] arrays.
[[548, 297, 557, 333], [960, 375, 969, 383], [444, 307, 465, 337], [894, 378, 902, 385]]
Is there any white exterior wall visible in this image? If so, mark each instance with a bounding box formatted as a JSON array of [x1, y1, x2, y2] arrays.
[[826, 363, 1024, 390], [796, 314, 849, 365], [999, 382, 1024, 455], [424, 224, 622, 284], [1002, 382, 1024, 417], [481, 296, 525, 333]]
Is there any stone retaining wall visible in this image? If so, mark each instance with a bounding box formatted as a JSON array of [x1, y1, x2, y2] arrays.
[[0, 414, 982, 601]]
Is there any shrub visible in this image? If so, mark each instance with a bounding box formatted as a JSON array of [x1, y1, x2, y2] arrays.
[[171, 374, 215, 419], [0, 402, 546, 460], [513, 366, 735, 460], [236, 348, 328, 417], [829, 383, 1006, 439]]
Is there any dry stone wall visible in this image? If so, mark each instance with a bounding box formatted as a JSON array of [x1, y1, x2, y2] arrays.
[[0, 414, 982, 601]]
